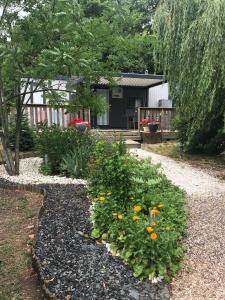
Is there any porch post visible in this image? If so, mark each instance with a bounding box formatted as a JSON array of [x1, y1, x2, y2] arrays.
[[138, 107, 141, 132]]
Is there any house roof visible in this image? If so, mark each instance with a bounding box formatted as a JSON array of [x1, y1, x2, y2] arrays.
[[98, 73, 165, 88], [57, 73, 165, 88]]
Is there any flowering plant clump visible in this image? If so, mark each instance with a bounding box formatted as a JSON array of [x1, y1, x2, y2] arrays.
[[140, 118, 160, 126], [68, 118, 91, 127], [89, 139, 186, 282]]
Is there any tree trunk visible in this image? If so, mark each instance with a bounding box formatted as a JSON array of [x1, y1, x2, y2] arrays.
[[14, 89, 23, 175], [0, 131, 16, 175], [14, 119, 21, 175]]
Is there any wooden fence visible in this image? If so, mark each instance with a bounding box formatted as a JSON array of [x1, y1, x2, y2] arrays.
[[24, 104, 90, 128], [138, 107, 176, 132]]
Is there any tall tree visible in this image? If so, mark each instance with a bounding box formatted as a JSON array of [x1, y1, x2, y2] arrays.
[[154, 0, 225, 154], [0, 0, 119, 175], [0, 0, 158, 175]]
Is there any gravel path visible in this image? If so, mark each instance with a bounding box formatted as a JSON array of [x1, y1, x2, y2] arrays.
[[131, 149, 225, 300], [0, 157, 86, 185]]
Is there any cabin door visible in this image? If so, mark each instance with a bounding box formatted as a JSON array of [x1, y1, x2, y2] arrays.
[[97, 89, 109, 126]]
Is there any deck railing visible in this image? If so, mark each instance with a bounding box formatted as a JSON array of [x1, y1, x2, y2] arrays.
[[24, 104, 90, 128], [138, 107, 176, 132]]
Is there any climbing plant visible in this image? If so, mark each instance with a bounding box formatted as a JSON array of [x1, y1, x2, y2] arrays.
[[154, 0, 225, 154]]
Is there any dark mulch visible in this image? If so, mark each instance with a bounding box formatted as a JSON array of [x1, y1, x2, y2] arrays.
[[34, 184, 169, 300], [0, 179, 169, 299]]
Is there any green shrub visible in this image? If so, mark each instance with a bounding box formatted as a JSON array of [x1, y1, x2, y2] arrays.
[[88, 139, 136, 208], [9, 115, 36, 152], [89, 140, 186, 281], [38, 125, 96, 176], [60, 138, 95, 178]]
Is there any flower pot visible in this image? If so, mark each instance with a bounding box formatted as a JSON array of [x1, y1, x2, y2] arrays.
[[143, 126, 150, 132], [149, 124, 158, 132]]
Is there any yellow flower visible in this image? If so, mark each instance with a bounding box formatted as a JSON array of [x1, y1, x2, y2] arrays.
[[151, 208, 160, 215], [118, 214, 123, 220], [107, 192, 112, 196], [158, 203, 165, 208], [146, 226, 154, 233], [99, 196, 105, 201], [112, 213, 118, 218], [133, 215, 139, 222], [150, 233, 158, 240], [150, 222, 157, 226], [133, 205, 141, 213], [100, 192, 105, 196], [94, 197, 99, 201]]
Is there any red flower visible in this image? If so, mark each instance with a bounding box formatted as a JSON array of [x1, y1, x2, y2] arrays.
[[140, 118, 160, 125], [68, 118, 90, 127]]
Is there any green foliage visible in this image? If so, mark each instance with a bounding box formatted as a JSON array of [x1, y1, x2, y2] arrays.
[[38, 125, 95, 176], [89, 140, 186, 281], [60, 137, 95, 179], [154, 0, 225, 154], [88, 138, 134, 208], [9, 115, 36, 152]]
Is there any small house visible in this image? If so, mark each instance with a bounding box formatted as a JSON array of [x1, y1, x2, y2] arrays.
[[92, 73, 168, 129]]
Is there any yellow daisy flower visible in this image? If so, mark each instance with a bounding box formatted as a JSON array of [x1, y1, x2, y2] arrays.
[[146, 226, 154, 233], [133, 205, 141, 213], [133, 215, 139, 222], [150, 233, 158, 240]]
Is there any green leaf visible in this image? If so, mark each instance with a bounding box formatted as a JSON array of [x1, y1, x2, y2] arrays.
[[133, 264, 144, 277], [91, 228, 101, 239]]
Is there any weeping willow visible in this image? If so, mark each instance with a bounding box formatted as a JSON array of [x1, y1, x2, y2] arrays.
[[154, 0, 225, 154]]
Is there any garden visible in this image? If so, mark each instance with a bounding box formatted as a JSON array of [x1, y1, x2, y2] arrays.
[[0, 121, 186, 299], [1, 0, 224, 298]]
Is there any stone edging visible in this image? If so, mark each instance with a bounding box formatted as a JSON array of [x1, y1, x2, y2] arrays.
[[0, 182, 57, 299]]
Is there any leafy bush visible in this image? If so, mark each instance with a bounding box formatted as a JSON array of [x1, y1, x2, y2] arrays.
[[89, 140, 186, 281], [60, 139, 95, 178], [9, 115, 36, 152], [38, 125, 95, 176]]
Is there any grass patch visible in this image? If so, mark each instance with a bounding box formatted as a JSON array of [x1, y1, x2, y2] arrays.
[[0, 189, 44, 299]]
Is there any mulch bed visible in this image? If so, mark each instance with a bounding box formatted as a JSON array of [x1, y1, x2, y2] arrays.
[[34, 184, 169, 300]]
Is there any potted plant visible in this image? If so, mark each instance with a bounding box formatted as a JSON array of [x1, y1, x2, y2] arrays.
[[148, 119, 160, 132], [140, 118, 160, 132], [68, 118, 91, 132]]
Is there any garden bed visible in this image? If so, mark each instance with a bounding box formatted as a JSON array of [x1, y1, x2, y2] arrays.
[[33, 184, 170, 300]]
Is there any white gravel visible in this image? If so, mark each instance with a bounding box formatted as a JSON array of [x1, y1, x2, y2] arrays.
[[130, 148, 225, 197], [131, 148, 225, 300], [0, 157, 86, 185]]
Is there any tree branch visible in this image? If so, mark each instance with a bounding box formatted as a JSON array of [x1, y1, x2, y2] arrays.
[[0, 0, 9, 25]]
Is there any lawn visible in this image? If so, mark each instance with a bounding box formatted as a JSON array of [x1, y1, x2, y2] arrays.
[[142, 142, 225, 180], [0, 189, 45, 300]]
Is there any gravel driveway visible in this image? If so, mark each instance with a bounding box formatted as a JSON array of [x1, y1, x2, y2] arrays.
[[131, 149, 225, 300]]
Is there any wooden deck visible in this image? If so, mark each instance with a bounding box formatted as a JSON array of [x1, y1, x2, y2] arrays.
[[91, 129, 141, 141], [138, 107, 176, 132], [23, 104, 177, 143]]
